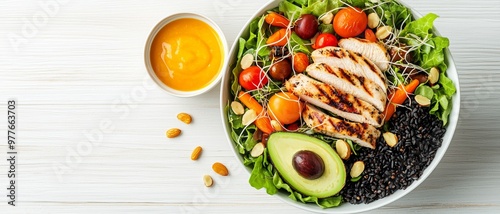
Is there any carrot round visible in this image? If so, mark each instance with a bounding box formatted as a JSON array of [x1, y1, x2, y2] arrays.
[[364, 29, 377, 42], [266, 28, 289, 46], [265, 12, 290, 28], [383, 79, 420, 122], [238, 91, 274, 134]]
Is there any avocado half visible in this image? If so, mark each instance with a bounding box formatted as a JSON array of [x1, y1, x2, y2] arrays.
[[267, 132, 346, 198]]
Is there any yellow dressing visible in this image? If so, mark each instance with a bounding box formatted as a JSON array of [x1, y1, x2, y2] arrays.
[[150, 18, 223, 91]]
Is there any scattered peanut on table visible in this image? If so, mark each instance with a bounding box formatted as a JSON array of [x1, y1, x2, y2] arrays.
[[166, 128, 181, 138], [212, 162, 229, 176]]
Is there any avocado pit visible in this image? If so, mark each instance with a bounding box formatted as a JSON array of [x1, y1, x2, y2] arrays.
[[292, 150, 325, 180]]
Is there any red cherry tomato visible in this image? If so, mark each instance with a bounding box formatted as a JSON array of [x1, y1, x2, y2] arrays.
[[333, 7, 368, 38], [239, 66, 268, 91], [313, 33, 338, 49]]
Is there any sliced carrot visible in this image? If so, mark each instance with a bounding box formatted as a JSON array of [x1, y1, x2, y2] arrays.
[[238, 91, 274, 134], [383, 79, 420, 122], [266, 28, 289, 46], [265, 12, 290, 28], [364, 29, 377, 42]]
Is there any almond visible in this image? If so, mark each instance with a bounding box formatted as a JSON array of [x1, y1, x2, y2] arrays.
[[177, 112, 192, 124], [383, 131, 399, 147], [242, 109, 257, 126], [250, 142, 265, 157], [429, 67, 440, 85], [240, 53, 254, 70], [212, 162, 229, 176], [231, 101, 245, 115], [190, 146, 203, 160], [203, 175, 213, 187], [166, 128, 181, 138], [350, 161, 365, 178], [415, 95, 431, 107]]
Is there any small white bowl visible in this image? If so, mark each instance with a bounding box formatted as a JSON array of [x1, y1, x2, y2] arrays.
[[219, 1, 460, 213], [144, 13, 228, 97]]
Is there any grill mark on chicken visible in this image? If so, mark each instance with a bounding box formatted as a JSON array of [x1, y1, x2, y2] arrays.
[[339, 38, 390, 71], [306, 63, 387, 111], [286, 74, 383, 127], [302, 104, 380, 149], [311, 47, 387, 91], [313, 80, 358, 114]]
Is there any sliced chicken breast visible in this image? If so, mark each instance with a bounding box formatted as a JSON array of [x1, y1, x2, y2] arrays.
[[311, 47, 387, 90], [306, 62, 387, 111], [302, 104, 380, 149], [285, 74, 383, 127], [338, 38, 390, 71]]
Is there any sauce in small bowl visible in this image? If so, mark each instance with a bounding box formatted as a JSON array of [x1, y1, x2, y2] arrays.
[[145, 13, 227, 97]]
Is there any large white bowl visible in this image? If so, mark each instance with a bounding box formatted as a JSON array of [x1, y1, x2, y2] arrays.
[[219, 1, 460, 213]]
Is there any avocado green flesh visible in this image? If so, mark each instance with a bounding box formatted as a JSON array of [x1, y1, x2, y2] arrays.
[[267, 132, 346, 198]]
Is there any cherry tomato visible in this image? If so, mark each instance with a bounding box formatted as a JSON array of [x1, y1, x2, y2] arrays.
[[364, 29, 377, 42], [267, 92, 302, 125], [313, 33, 338, 49], [333, 7, 367, 38], [293, 52, 309, 73], [286, 122, 300, 131], [239, 66, 268, 91], [294, 14, 318, 40]]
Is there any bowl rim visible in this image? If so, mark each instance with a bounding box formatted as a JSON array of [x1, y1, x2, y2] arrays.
[[219, 1, 461, 213], [144, 12, 228, 97]]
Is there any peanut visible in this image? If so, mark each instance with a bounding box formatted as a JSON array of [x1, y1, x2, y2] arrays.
[[350, 161, 365, 178], [166, 128, 181, 138], [335, 139, 351, 160], [376, 26, 392, 40], [212, 162, 229, 176], [191, 146, 203, 160], [383, 132, 399, 147], [203, 175, 213, 187], [177, 113, 192, 124], [367, 13, 380, 29]]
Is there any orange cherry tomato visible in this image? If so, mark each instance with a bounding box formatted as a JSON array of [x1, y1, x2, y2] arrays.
[[267, 92, 302, 125], [313, 33, 338, 49], [364, 29, 377, 42], [265, 12, 290, 28], [333, 7, 368, 38], [293, 52, 309, 73], [266, 28, 289, 46]]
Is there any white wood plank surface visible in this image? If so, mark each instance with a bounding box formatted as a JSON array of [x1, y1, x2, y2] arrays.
[[1, 0, 500, 213]]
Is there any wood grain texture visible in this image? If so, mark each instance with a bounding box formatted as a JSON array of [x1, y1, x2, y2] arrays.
[[1, 0, 500, 213]]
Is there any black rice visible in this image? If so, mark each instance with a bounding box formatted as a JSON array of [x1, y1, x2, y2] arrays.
[[341, 95, 446, 204]]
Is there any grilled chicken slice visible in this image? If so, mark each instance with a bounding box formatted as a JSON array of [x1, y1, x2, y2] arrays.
[[338, 38, 390, 71], [306, 62, 387, 111], [302, 104, 380, 149], [286, 74, 383, 127], [311, 47, 387, 91]]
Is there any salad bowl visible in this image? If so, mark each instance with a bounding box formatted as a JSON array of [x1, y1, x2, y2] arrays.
[[220, 0, 460, 213]]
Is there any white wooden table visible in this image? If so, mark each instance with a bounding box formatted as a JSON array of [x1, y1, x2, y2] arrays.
[[1, 0, 499, 213]]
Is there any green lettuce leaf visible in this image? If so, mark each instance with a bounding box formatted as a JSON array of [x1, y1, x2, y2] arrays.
[[289, 32, 313, 55], [400, 13, 438, 38]]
